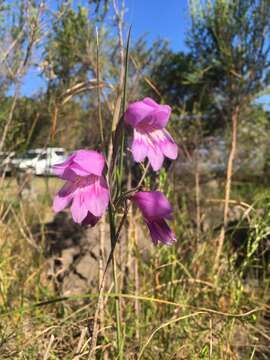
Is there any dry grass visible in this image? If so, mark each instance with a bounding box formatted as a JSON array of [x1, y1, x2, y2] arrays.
[[0, 176, 269, 359]]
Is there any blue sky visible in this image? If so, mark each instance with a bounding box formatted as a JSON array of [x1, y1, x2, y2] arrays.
[[21, 0, 189, 96], [125, 0, 189, 52]]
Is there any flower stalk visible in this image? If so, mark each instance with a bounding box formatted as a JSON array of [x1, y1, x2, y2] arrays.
[[108, 204, 123, 359], [52, 94, 178, 358]]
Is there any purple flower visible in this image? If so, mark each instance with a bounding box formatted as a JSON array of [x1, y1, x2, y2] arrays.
[[132, 191, 176, 245], [53, 150, 109, 226], [124, 97, 178, 171]]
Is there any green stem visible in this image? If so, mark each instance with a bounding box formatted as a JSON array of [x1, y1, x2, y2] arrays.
[[112, 253, 123, 359], [108, 204, 123, 359], [118, 27, 131, 194]]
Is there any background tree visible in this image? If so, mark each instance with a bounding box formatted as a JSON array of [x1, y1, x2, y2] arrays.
[[188, 0, 270, 271], [0, 0, 45, 151]]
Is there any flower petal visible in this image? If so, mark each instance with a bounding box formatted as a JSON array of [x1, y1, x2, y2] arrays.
[[147, 144, 164, 171], [124, 100, 154, 128], [142, 97, 159, 108], [124, 97, 171, 131], [146, 219, 176, 245], [53, 150, 105, 178], [146, 220, 159, 245], [131, 130, 148, 162], [160, 130, 178, 160], [138, 106, 171, 131], [70, 191, 88, 223], [73, 150, 105, 176], [133, 191, 173, 220], [52, 153, 76, 177], [84, 177, 110, 217], [58, 181, 77, 197], [53, 194, 72, 213]]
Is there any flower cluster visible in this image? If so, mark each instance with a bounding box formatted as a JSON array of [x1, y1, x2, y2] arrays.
[[124, 97, 178, 171], [53, 98, 178, 245]]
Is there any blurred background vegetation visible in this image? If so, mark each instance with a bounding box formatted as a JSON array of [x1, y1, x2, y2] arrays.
[[1, 0, 270, 359]]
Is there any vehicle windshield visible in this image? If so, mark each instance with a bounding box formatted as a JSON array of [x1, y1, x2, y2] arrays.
[[20, 152, 39, 159], [55, 151, 65, 156]]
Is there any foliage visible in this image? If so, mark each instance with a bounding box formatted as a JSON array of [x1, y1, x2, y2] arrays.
[[147, 51, 198, 108], [188, 0, 270, 110], [45, 5, 96, 87], [147, 0, 270, 133]]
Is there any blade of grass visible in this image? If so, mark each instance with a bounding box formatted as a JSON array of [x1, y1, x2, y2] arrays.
[[117, 26, 131, 195]]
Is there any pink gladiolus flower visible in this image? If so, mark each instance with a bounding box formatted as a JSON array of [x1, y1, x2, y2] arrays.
[[52, 150, 109, 226], [132, 191, 176, 245], [124, 97, 178, 171]]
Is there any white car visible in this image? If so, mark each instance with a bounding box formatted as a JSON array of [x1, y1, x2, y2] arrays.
[[12, 149, 43, 170], [34, 148, 67, 175], [12, 148, 67, 175]]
